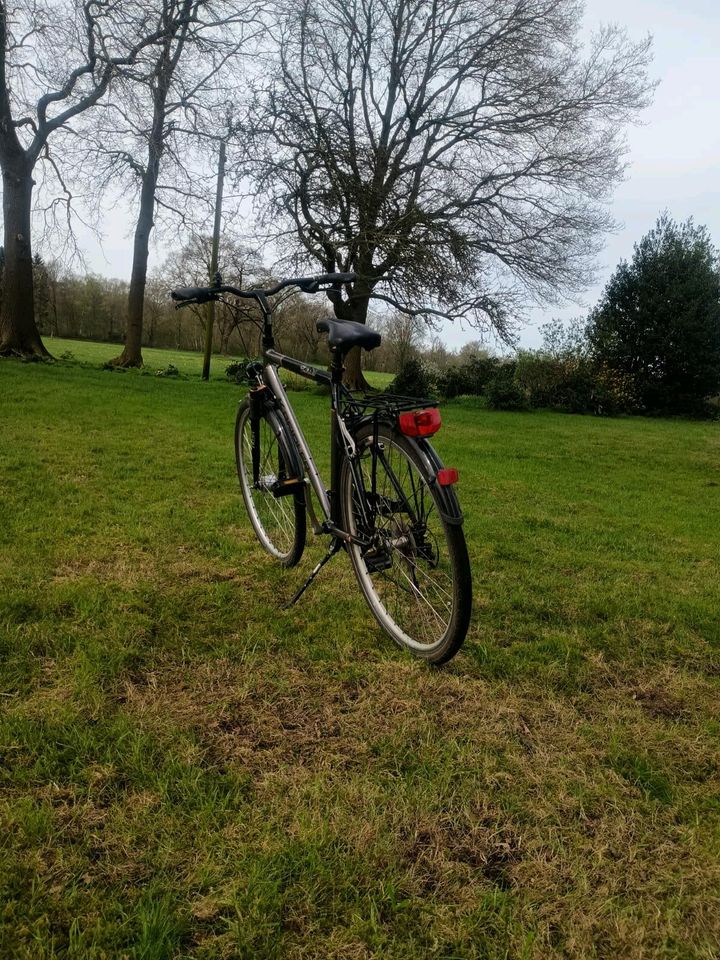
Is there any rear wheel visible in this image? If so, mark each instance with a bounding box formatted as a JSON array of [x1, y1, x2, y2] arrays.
[[235, 398, 306, 567], [340, 421, 472, 663]]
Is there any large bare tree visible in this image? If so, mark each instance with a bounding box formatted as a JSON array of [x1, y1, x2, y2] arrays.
[[246, 0, 654, 387], [83, 0, 257, 367], [0, 0, 184, 357]]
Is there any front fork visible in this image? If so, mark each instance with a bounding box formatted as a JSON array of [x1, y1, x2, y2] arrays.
[[248, 386, 265, 486]]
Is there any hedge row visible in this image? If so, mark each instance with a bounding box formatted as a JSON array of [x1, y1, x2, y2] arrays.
[[388, 354, 642, 416]]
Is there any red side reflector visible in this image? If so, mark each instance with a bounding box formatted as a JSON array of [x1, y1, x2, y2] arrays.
[[398, 407, 442, 437], [437, 468, 459, 486]]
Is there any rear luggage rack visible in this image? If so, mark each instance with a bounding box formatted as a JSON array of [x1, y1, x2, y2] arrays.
[[343, 391, 437, 426]]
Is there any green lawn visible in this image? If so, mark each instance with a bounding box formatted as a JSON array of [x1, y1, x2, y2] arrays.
[[43, 336, 394, 388], [1, 351, 719, 959]]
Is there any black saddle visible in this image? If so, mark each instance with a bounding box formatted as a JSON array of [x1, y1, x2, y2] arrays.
[[316, 318, 381, 353]]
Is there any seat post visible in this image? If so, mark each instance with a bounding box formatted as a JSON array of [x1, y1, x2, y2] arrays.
[[330, 347, 345, 385], [329, 346, 346, 526]]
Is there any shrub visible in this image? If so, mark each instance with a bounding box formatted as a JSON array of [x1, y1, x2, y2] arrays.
[[225, 360, 249, 383], [554, 361, 597, 413], [485, 362, 529, 411], [156, 363, 180, 378], [514, 352, 564, 408], [387, 357, 436, 398], [435, 363, 474, 399], [434, 356, 502, 398], [465, 355, 503, 394], [514, 352, 639, 415]]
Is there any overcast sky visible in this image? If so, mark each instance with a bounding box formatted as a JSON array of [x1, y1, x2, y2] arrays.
[[520, 0, 720, 350], [80, 0, 720, 352]]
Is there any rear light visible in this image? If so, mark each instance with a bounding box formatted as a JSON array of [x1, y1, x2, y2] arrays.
[[398, 407, 441, 437], [437, 468, 459, 486]]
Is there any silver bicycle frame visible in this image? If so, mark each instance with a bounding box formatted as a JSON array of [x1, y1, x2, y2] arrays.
[[263, 362, 332, 520]]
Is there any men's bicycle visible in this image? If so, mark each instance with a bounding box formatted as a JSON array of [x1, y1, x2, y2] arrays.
[[171, 272, 472, 663]]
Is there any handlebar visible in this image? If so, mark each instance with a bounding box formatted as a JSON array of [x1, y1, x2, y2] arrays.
[[169, 271, 356, 308], [170, 285, 216, 303]]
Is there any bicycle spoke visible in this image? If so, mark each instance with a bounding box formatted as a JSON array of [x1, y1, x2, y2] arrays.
[[238, 410, 300, 559], [346, 434, 457, 650]]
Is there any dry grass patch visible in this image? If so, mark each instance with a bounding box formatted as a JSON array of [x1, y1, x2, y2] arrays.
[[102, 654, 720, 955]]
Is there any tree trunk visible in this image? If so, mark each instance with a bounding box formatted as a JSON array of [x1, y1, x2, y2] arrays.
[[219, 325, 231, 354], [49, 280, 59, 336], [343, 347, 368, 391], [112, 169, 157, 367], [0, 162, 50, 357], [343, 287, 372, 391]]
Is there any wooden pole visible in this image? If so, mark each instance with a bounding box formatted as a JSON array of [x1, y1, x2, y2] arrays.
[[202, 138, 227, 381]]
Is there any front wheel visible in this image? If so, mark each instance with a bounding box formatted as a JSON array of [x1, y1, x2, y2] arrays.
[[340, 421, 472, 664], [235, 397, 306, 567]]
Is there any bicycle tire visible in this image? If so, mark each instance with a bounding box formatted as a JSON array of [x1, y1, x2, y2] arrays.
[[340, 421, 472, 664], [235, 397, 306, 567]]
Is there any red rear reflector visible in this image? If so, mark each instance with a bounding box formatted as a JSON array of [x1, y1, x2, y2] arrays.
[[398, 407, 441, 437], [437, 468, 459, 486]]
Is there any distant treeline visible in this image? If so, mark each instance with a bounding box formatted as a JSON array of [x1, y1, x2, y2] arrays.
[[19, 253, 468, 375], [23, 254, 339, 362]]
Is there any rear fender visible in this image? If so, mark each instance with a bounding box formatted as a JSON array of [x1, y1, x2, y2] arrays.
[[412, 437, 464, 526], [353, 414, 464, 526]]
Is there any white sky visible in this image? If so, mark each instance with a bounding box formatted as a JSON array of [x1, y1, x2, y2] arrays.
[[74, 0, 720, 352], [520, 0, 720, 350]]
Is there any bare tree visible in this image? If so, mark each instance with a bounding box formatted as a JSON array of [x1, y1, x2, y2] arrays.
[[82, 0, 257, 367], [162, 231, 266, 355], [246, 0, 654, 388], [377, 310, 427, 373], [0, 0, 185, 357]]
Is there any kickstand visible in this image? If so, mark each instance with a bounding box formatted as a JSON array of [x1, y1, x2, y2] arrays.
[[285, 539, 343, 608]]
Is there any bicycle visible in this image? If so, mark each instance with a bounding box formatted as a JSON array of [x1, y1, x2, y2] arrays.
[[171, 272, 472, 663]]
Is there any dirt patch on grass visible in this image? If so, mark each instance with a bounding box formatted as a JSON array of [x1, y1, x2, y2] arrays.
[[400, 816, 523, 894], [53, 545, 157, 585], [632, 685, 688, 720]]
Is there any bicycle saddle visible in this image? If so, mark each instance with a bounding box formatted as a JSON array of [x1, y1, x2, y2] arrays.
[[316, 317, 382, 352]]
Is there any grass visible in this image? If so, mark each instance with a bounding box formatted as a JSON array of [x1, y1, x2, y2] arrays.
[[43, 335, 394, 388], [1, 343, 719, 959]]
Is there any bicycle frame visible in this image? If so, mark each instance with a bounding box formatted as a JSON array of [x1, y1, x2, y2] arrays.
[[262, 352, 333, 522], [239, 281, 463, 556], [259, 333, 376, 545]]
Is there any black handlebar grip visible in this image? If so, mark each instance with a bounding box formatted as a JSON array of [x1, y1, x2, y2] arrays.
[[322, 272, 356, 283], [170, 286, 211, 302]]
